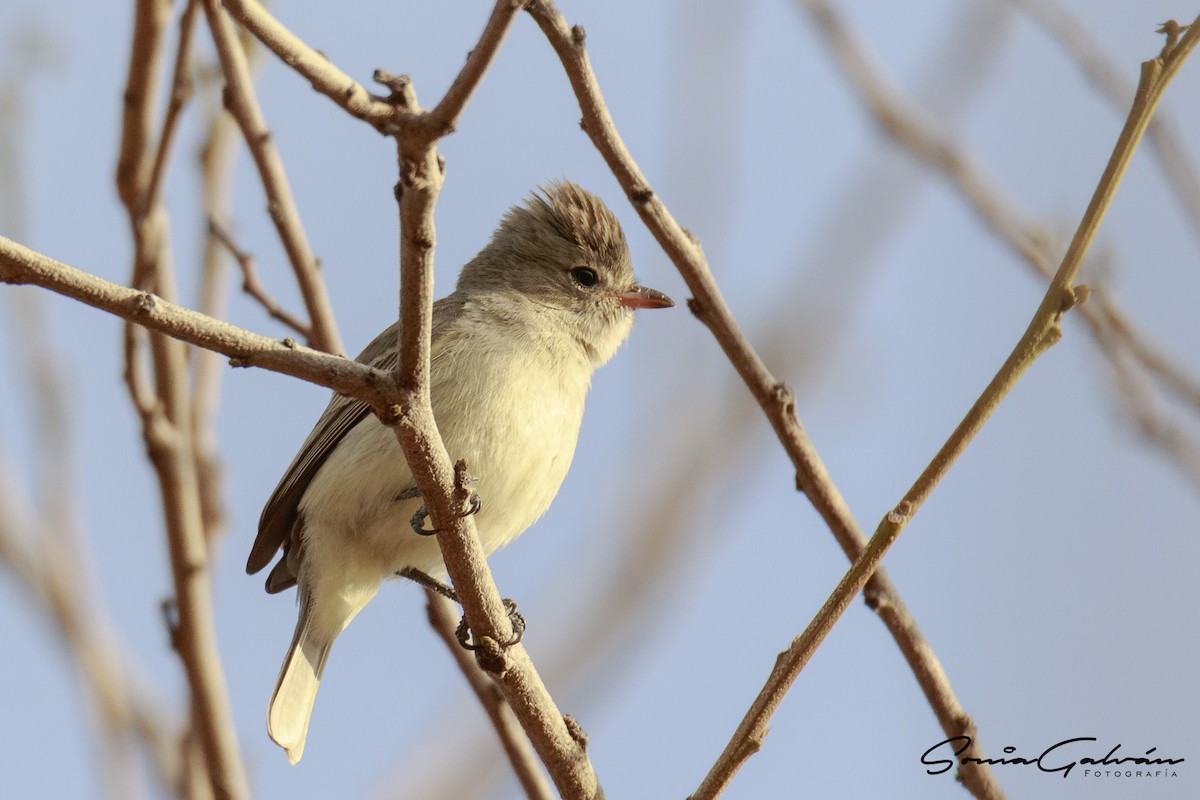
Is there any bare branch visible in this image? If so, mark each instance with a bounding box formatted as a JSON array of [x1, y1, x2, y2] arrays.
[[523, 2, 1006, 796], [691, 15, 1200, 800], [427, 0, 528, 133], [373, 6, 600, 791], [219, 0, 397, 129], [207, 218, 313, 339], [115, 0, 173, 211], [115, 2, 250, 793], [145, 0, 200, 213], [424, 591, 554, 800], [202, 0, 344, 355], [0, 236, 395, 410]]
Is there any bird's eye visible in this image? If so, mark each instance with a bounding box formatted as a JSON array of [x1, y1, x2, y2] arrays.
[[570, 266, 599, 287]]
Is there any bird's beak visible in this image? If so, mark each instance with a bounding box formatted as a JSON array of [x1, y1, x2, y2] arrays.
[[617, 284, 674, 309]]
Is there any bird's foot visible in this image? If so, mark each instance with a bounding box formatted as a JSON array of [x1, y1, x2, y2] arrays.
[[403, 468, 482, 537], [399, 567, 525, 656], [456, 597, 525, 652]]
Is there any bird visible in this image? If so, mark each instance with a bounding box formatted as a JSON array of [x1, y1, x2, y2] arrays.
[[248, 180, 674, 763]]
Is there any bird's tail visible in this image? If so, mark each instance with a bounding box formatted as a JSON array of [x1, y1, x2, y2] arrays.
[[267, 602, 332, 765]]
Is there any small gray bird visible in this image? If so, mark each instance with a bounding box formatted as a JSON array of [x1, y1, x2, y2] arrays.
[[248, 181, 673, 763]]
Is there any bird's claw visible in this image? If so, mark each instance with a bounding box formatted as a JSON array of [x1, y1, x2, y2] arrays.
[[456, 597, 525, 652], [406, 486, 481, 538], [463, 490, 482, 517], [409, 504, 437, 536]]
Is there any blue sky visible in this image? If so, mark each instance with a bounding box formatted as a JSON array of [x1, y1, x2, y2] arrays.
[[1, 1, 1198, 799]]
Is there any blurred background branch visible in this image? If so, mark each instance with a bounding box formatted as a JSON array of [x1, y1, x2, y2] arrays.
[[0, 24, 183, 798], [799, 0, 1200, 492]]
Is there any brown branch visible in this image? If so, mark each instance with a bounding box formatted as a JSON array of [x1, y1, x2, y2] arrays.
[[145, 0, 200, 213], [426, 0, 526, 133], [522, 2, 1003, 797], [129, 220, 248, 799], [116, 2, 250, 795], [377, 9, 600, 793], [219, 0, 396, 129], [425, 591, 554, 800], [115, 0, 173, 212], [201, 0, 343, 355], [691, 15, 1200, 800], [207, 218, 313, 339], [0, 236, 395, 410]]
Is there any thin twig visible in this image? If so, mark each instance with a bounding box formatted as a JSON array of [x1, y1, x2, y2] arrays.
[[145, 0, 200, 214], [201, 0, 343, 355], [1008, 0, 1200, 247], [426, 0, 529, 133], [690, 16, 1200, 800], [207, 218, 312, 339]]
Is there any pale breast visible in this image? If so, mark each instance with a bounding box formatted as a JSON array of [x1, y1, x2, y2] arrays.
[[432, 325, 589, 555], [299, 300, 593, 580]]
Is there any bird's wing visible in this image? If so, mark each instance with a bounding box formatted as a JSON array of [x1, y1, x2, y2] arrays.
[[248, 298, 466, 588], [247, 334, 395, 581]]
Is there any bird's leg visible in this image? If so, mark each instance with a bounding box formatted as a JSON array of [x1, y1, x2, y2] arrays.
[[409, 505, 435, 536], [400, 466, 517, 651], [398, 566, 458, 603], [401, 471, 482, 538], [398, 487, 437, 537], [398, 567, 524, 651]]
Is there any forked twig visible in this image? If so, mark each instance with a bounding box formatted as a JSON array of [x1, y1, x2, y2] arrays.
[[202, 0, 343, 355], [207, 218, 312, 339]]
